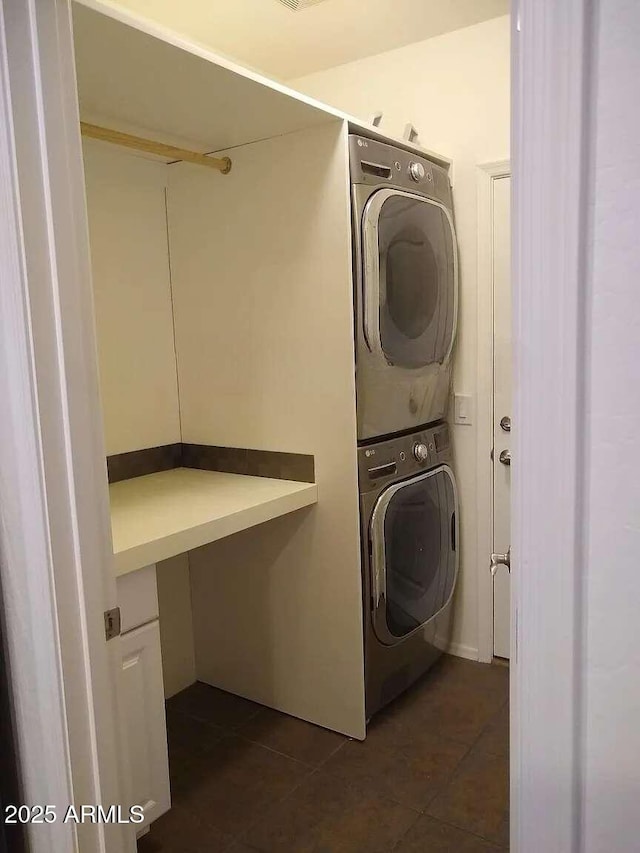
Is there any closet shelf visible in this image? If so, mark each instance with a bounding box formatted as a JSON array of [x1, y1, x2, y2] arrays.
[[110, 468, 318, 576]]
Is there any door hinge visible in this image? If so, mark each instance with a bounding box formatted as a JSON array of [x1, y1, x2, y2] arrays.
[[104, 607, 121, 641]]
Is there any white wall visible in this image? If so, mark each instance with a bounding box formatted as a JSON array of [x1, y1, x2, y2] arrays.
[[83, 142, 181, 456], [292, 16, 510, 657], [582, 2, 640, 848], [84, 144, 197, 699]]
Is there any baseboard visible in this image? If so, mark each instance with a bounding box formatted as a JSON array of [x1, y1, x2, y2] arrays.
[[445, 641, 479, 661]]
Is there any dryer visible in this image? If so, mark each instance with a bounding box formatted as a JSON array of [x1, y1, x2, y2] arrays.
[[350, 135, 458, 441], [359, 422, 459, 718]]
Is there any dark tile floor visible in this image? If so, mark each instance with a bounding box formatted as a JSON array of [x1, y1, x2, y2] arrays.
[[138, 655, 509, 853]]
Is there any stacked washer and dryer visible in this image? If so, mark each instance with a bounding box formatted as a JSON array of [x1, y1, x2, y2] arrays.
[[349, 135, 460, 719]]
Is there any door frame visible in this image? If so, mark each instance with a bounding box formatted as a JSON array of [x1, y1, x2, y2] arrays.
[[511, 0, 594, 850], [0, 0, 595, 851], [476, 160, 511, 665], [0, 2, 133, 851]]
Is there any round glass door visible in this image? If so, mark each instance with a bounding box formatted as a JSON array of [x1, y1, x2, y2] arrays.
[[364, 191, 456, 369], [371, 466, 458, 644]]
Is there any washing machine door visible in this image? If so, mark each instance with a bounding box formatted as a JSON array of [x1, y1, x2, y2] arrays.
[[362, 189, 457, 369], [370, 465, 459, 646]]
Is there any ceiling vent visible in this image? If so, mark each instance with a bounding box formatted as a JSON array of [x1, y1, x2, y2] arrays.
[[276, 0, 329, 10]]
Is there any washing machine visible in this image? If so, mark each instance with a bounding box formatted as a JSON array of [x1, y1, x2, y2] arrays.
[[350, 135, 458, 441], [359, 422, 459, 718]]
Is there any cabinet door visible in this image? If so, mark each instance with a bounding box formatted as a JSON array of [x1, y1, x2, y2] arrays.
[[120, 620, 170, 831]]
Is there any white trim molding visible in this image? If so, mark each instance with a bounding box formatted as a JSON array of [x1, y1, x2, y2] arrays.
[[446, 640, 480, 663], [512, 1, 594, 850], [0, 10, 76, 852], [476, 159, 511, 666]]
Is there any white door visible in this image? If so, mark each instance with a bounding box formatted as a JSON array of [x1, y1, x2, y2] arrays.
[[492, 175, 512, 659], [363, 190, 458, 369]]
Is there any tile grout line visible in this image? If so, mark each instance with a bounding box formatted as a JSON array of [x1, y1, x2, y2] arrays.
[[167, 665, 509, 850], [423, 812, 509, 850], [387, 807, 424, 853], [167, 700, 343, 850], [231, 767, 324, 850], [420, 712, 510, 846], [168, 730, 318, 851], [420, 719, 504, 816], [306, 748, 430, 818], [168, 692, 350, 771], [314, 737, 349, 768], [230, 731, 333, 771], [221, 732, 353, 834], [384, 707, 509, 850]]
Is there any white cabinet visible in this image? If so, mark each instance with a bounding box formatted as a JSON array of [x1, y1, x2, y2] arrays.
[[119, 620, 171, 832], [117, 565, 170, 834], [118, 564, 159, 632]]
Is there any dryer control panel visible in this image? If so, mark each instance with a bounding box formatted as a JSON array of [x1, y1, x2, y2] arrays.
[[358, 423, 452, 494], [349, 135, 452, 209]]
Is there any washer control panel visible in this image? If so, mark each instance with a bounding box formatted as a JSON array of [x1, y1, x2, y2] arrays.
[[413, 442, 429, 462], [358, 423, 452, 492]]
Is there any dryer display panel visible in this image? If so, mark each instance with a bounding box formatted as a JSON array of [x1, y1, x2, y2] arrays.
[[363, 190, 457, 369], [370, 465, 458, 645]]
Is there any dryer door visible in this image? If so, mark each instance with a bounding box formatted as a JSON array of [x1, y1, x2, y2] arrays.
[[370, 465, 458, 646], [362, 189, 457, 369]]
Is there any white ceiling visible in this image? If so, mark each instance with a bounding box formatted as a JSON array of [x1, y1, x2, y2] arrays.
[[106, 0, 509, 80]]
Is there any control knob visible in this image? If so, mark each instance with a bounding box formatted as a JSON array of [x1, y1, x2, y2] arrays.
[[413, 442, 429, 462], [409, 162, 425, 182]]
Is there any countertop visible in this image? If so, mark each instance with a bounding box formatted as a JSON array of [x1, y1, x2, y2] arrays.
[[110, 468, 318, 576]]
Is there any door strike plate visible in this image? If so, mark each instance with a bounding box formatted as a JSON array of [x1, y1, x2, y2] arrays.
[[104, 607, 121, 641]]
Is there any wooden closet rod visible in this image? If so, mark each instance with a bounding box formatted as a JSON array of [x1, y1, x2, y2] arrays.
[[80, 122, 232, 174]]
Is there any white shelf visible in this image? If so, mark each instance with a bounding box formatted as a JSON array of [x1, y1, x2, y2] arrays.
[[72, 2, 451, 172], [110, 468, 318, 576], [73, 1, 342, 154]]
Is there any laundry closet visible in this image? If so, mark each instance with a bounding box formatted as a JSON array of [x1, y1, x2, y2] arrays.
[[61, 0, 458, 839]]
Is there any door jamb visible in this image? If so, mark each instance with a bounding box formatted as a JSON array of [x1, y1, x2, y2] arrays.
[[476, 161, 510, 665], [0, 10, 76, 852], [512, 1, 593, 849], [0, 2, 133, 850]]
